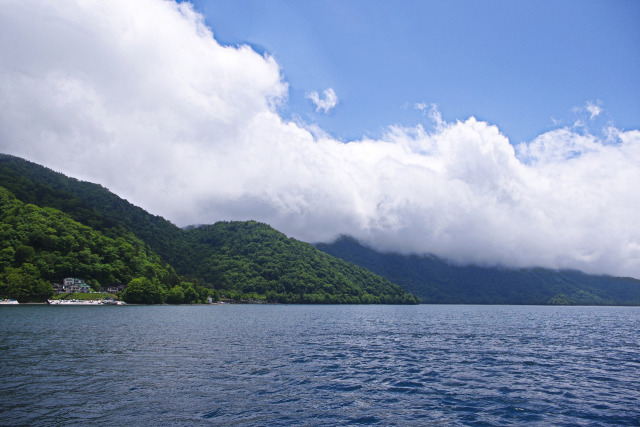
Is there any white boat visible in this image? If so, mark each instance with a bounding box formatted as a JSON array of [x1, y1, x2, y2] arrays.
[[100, 299, 127, 305], [0, 299, 19, 305]]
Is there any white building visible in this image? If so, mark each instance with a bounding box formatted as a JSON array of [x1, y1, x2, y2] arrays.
[[63, 278, 91, 293]]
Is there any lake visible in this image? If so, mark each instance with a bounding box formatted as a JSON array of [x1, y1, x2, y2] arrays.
[[1, 304, 639, 425]]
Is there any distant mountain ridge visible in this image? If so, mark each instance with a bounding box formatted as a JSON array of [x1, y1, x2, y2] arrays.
[[315, 236, 640, 305]]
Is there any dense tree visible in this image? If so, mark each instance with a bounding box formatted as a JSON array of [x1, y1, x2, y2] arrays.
[[165, 285, 185, 304], [3, 264, 53, 302], [182, 285, 198, 304], [183, 221, 418, 304], [0, 186, 173, 302], [121, 277, 166, 304]]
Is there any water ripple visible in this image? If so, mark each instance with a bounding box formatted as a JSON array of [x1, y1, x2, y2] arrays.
[[1, 304, 639, 426]]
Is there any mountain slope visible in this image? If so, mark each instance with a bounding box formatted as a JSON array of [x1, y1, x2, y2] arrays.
[[316, 236, 640, 305], [0, 153, 186, 265], [183, 221, 417, 304], [0, 186, 173, 301], [0, 154, 418, 304]]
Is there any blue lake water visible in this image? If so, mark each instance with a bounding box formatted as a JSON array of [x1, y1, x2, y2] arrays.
[[1, 304, 639, 426]]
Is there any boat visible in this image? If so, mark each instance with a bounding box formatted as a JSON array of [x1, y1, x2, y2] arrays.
[[101, 299, 127, 305], [0, 299, 19, 304]]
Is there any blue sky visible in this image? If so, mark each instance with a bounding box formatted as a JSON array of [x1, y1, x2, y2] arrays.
[[2, 0, 640, 277], [188, 0, 640, 143]]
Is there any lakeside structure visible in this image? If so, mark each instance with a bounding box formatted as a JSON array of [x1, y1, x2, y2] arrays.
[[47, 277, 127, 305], [52, 277, 90, 293], [63, 278, 91, 293], [52, 278, 126, 294]]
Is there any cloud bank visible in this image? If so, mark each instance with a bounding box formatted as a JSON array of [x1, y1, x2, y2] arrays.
[[1, 0, 639, 278]]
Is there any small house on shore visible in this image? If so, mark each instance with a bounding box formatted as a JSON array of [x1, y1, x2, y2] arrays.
[[104, 284, 126, 294], [62, 278, 91, 293], [52, 278, 126, 294]]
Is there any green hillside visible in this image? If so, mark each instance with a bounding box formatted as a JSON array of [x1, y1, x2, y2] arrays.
[[0, 153, 187, 265], [0, 154, 417, 304], [0, 186, 174, 302], [182, 221, 417, 304], [316, 236, 640, 305]]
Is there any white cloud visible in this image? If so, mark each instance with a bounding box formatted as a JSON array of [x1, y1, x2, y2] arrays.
[[585, 101, 603, 119], [414, 102, 429, 112], [307, 88, 338, 113], [571, 100, 605, 124], [415, 102, 445, 131], [1, 0, 639, 279]]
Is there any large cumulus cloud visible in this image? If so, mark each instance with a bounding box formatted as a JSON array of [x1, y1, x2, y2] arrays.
[[1, 0, 639, 278]]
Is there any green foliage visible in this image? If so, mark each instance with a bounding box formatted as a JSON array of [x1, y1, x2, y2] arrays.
[[165, 285, 185, 304], [3, 263, 53, 302], [182, 285, 198, 304], [0, 185, 172, 302], [184, 221, 418, 304], [121, 277, 166, 304], [547, 294, 575, 305], [0, 154, 186, 265]]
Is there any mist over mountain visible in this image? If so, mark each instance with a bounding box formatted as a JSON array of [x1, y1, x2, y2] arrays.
[[2, 153, 639, 305], [316, 236, 640, 306]]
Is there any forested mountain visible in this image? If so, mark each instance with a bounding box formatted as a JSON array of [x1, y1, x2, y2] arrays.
[[315, 236, 640, 305], [0, 153, 186, 265], [0, 154, 417, 304], [182, 221, 417, 304], [0, 186, 174, 302]]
